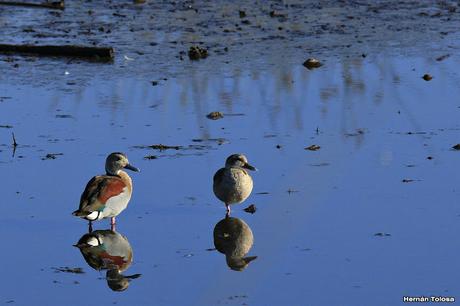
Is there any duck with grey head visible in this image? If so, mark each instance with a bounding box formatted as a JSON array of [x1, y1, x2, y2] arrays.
[[213, 154, 257, 215], [72, 152, 140, 231]]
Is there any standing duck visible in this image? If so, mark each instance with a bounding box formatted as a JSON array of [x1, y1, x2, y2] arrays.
[[73, 152, 139, 230], [213, 154, 256, 214]]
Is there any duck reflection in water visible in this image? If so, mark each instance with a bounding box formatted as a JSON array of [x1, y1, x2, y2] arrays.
[[74, 229, 141, 291], [213, 215, 257, 271]]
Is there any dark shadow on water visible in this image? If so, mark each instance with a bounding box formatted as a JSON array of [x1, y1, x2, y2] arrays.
[[213, 215, 257, 272], [74, 229, 141, 291]]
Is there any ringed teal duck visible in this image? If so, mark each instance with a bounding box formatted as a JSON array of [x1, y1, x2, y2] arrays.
[[73, 152, 139, 230]]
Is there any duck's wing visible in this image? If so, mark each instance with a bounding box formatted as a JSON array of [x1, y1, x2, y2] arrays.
[[74, 175, 126, 216], [213, 168, 226, 187]]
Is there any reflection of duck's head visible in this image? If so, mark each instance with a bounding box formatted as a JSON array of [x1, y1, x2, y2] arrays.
[[226, 256, 258, 271], [74, 229, 141, 291], [213, 216, 257, 271], [106, 269, 141, 292]]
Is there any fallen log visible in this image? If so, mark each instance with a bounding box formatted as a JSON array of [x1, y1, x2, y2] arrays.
[[0, 44, 114, 61], [0, 1, 64, 9]]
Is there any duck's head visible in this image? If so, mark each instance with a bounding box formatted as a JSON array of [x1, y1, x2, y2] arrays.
[[105, 152, 140, 176], [225, 154, 257, 171]]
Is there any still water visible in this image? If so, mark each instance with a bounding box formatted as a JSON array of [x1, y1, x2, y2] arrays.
[[1, 53, 460, 305]]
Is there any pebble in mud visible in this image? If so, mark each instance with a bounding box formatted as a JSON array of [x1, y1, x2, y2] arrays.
[[303, 58, 322, 69], [188, 46, 208, 60]]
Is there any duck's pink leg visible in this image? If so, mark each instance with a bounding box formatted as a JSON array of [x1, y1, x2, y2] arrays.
[[110, 217, 116, 231]]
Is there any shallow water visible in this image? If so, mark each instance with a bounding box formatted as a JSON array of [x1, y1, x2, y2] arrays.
[[1, 1, 460, 306]]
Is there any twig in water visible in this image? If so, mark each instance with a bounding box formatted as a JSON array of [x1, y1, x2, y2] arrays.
[[12, 132, 17, 157], [12, 132, 17, 147]]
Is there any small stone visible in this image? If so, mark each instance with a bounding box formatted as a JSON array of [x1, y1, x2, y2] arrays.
[[305, 144, 320, 151], [206, 111, 224, 120], [188, 46, 208, 60], [244, 204, 257, 214], [303, 58, 322, 69], [422, 74, 433, 81]]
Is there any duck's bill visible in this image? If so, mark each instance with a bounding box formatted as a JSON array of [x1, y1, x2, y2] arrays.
[[243, 163, 257, 171], [125, 164, 140, 172]]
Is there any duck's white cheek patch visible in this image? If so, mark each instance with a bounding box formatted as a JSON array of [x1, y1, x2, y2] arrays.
[[86, 236, 100, 247], [86, 211, 100, 221]]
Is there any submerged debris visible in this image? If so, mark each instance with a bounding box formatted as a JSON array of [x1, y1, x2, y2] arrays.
[[402, 179, 414, 183], [192, 138, 228, 145], [42, 153, 63, 160], [188, 46, 208, 60], [148, 144, 181, 150], [144, 155, 158, 160], [452, 144, 460, 150], [374, 232, 391, 237], [303, 58, 322, 69], [305, 144, 321, 151], [309, 162, 330, 167], [422, 74, 433, 81], [435, 54, 450, 61], [55, 114, 73, 119], [345, 129, 365, 136], [206, 111, 224, 120], [0, 124, 13, 128], [243, 204, 257, 214], [52, 266, 84, 274]]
